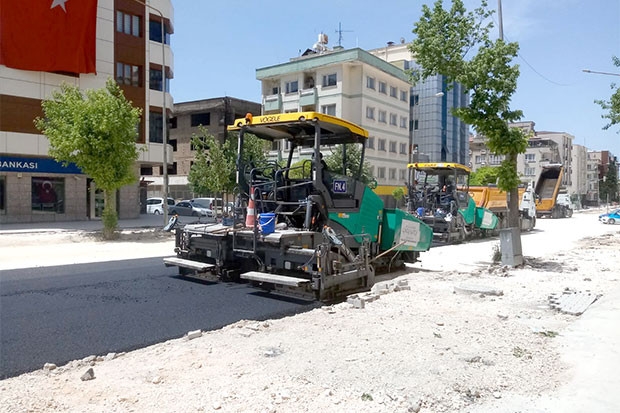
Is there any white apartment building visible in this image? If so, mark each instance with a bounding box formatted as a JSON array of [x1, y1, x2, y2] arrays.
[[256, 44, 412, 185], [0, 0, 174, 223]]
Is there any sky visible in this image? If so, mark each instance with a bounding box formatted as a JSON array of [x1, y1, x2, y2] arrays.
[[169, 0, 620, 155]]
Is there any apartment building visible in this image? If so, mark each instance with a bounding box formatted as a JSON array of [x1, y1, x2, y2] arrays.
[[0, 0, 173, 224], [369, 42, 470, 165], [153, 97, 260, 200], [255, 40, 412, 185]]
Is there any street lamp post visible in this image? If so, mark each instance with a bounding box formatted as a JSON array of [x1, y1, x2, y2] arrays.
[[130, 0, 169, 223], [407, 91, 444, 212]]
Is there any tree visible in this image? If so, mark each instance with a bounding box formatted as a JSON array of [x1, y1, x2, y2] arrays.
[[469, 165, 500, 186], [410, 0, 528, 231], [323, 144, 374, 185], [35, 78, 142, 239], [594, 56, 620, 132], [188, 129, 267, 201], [599, 159, 619, 203]]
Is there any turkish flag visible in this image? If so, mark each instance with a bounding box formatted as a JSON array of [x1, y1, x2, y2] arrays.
[[0, 0, 97, 74]]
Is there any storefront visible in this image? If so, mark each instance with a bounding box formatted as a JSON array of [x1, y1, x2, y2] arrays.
[[0, 155, 140, 224]]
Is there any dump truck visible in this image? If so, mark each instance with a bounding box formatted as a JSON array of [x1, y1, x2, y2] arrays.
[[468, 184, 536, 231], [406, 162, 498, 243], [534, 164, 572, 219], [163, 112, 433, 301]]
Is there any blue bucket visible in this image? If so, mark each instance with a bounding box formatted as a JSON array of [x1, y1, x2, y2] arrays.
[[258, 212, 276, 235]]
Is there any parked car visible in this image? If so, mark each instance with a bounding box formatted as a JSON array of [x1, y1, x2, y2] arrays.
[[145, 197, 175, 215], [169, 200, 215, 220], [599, 208, 620, 224], [190, 197, 226, 216]]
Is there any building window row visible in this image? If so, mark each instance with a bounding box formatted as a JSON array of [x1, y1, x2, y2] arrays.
[[116, 62, 141, 87], [366, 76, 408, 103], [366, 106, 408, 129], [116, 11, 140, 37]]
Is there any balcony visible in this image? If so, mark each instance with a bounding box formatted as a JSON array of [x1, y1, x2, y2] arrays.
[[299, 87, 317, 107], [263, 93, 282, 112]]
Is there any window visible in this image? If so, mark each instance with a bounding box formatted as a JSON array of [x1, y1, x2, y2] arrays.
[[169, 139, 177, 151], [475, 155, 485, 164], [149, 68, 165, 91], [390, 113, 397, 126], [366, 76, 375, 90], [271, 86, 280, 95], [390, 86, 397, 98], [399, 169, 407, 181], [149, 112, 163, 143], [149, 19, 171, 44], [411, 94, 419, 106], [411, 119, 419, 131], [377, 167, 386, 179], [169, 117, 177, 129], [321, 104, 336, 116], [378, 110, 387, 123], [401, 90, 408, 102], [322, 73, 337, 87], [378, 81, 387, 94], [378, 139, 386, 151], [116, 62, 140, 87], [389, 141, 397, 153], [285, 80, 298, 94], [368, 137, 375, 149], [116, 11, 140, 37], [489, 154, 505, 165], [524, 167, 536, 176], [389, 168, 396, 180], [525, 153, 536, 163], [399, 142, 407, 154], [400, 116, 407, 128], [31, 177, 64, 213], [366, 106, 375, 120], [191, 112, 210, 127]]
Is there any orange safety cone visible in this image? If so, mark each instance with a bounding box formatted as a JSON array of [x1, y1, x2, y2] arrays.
[[245, 187, 256, 227]]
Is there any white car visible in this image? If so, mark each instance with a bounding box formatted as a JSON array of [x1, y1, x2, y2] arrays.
[[145, 197, 175, 215]]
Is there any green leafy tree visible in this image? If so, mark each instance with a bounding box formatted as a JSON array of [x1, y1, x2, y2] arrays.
[[323, 144, 374, 184], [469, 166, 500, 186], [35, 78, 141, 239], [188, 129, 267, 200], [595, 56, 620, 132], [599, 159, 619, 203], [410, 0, 528, 228], [392, 187, 406, 207]]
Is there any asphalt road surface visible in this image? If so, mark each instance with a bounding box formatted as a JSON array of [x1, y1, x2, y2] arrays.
[[0, 257, 318, 379]]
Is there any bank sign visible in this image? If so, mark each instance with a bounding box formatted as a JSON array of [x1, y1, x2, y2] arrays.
[[0, 156, 83, 174]]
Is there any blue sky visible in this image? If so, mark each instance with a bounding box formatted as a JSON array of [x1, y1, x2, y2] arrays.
[[170, 0, 620, 155]]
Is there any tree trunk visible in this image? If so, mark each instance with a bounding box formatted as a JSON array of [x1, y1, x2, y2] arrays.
[[102, 189, 118, 240]]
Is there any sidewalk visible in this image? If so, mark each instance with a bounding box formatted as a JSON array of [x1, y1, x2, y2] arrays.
[[0, 214, 181, 235]]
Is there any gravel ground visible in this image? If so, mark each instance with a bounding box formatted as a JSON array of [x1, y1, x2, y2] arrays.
[[0, 210, 618, 412]]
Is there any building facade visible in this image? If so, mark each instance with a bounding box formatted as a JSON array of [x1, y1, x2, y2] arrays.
[[256, 45, 412, 185], [149, 97, 261, 200], [0, 0, 174, 223], [369, 43, 470, 165]]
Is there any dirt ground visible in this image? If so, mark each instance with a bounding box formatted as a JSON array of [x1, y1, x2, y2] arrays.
[[1, 210, 619, 412]]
